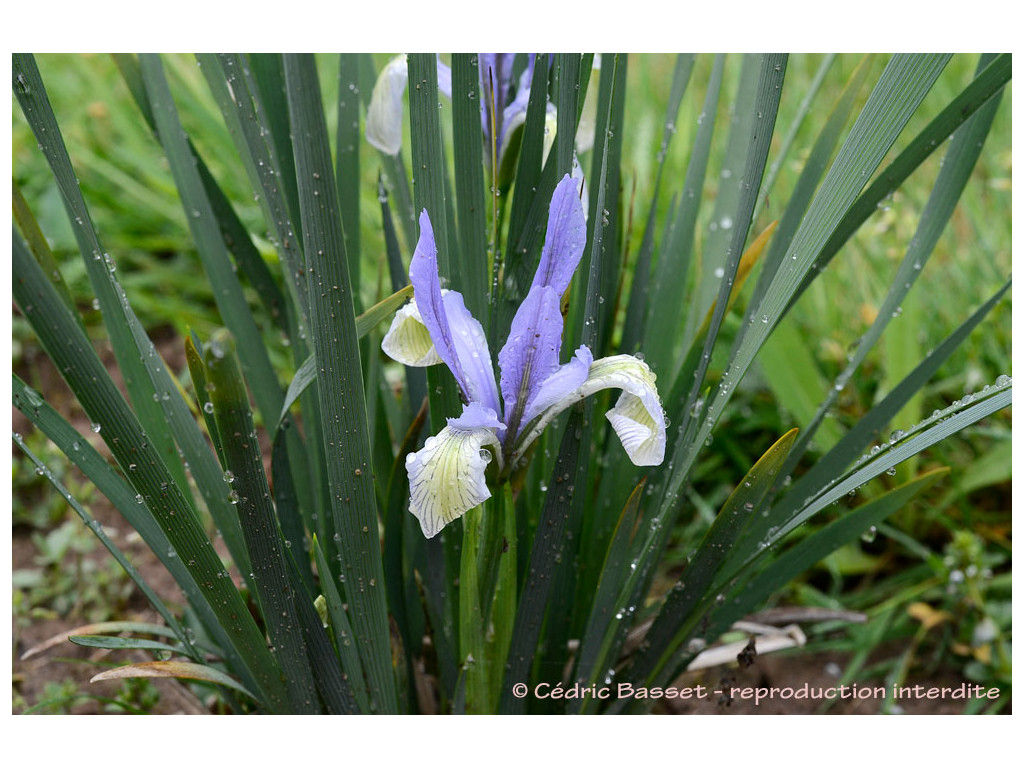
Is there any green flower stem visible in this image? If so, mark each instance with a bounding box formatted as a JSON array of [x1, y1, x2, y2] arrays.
[[458, 502, 487, 713], [459, 487, 515, 713]]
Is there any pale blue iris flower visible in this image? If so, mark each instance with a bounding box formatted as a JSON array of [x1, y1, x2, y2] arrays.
[[382, 174, 665, 538], [365, 54, 555, 168]]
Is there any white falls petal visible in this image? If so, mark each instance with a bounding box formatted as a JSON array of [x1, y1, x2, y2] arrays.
[[406, 406, 503, 538], [366, 55, 408, 155], [381, 297, 443, 366], [515, 354, 665, 467]]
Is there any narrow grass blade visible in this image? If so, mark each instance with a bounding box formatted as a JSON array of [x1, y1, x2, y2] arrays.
[[554, 53, 582, 176], [270, 425, 315, 590], [681, 53, 787, 440], [407, 53, 454, 268], [459, 504, 488, 713], [337, 53, 363, 298], [688, 53, 761, 332], [586, 53, 628, 353], [21, 621, 180, 660], [753, 53, 836, 222], [451, 53, 489, 320], [247, 53, 304, 248], [283, 53, 396, 713], [487, 485, 517, 706], [90, 661, 256, 701], [503, 52, 550, 279], [12, 182, 81, 329], [745, 55, 874, 332], [782, 381, 1009, 546], [184, 334, 224, 463], [69, 635, 185, 654]]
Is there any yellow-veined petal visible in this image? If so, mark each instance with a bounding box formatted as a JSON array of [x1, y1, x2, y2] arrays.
[[407, 405, 504, 538], [381, 298, 443, 367], [515, 354, 665, 467]]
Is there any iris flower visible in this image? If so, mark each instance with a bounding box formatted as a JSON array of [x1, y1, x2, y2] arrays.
[[382, 174, 666, 538], [366, 54, 555, 170]]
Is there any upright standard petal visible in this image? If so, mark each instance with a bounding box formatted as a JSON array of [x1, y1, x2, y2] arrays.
[[498, 285, 564, 438], [530, 173, 588, 296], [365, 55, 408, 155], [515, 354, 666, 467], [499, 172, 587, 439], [408, 211, 500, 414], [406, 403, 504, 538]]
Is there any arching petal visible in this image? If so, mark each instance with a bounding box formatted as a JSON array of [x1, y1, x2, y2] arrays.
[[521, 345, 593, 428], [366, 55, 408, 155], [514, 354, 665, 467], [407, 403, 504, 538], [380, 297, 444, 367], [408, 211, 499, 414]]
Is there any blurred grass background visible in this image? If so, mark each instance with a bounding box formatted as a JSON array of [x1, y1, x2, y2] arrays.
[[12, 53, 1011, 711]]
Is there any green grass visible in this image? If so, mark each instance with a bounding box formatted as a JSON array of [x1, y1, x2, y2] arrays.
[[12, 53, 1011, 712]]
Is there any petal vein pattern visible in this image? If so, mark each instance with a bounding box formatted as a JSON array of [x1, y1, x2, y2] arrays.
[[381, 174, 665, 538], [406, 404, 503, 538], [516, 354, 666, 467]]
